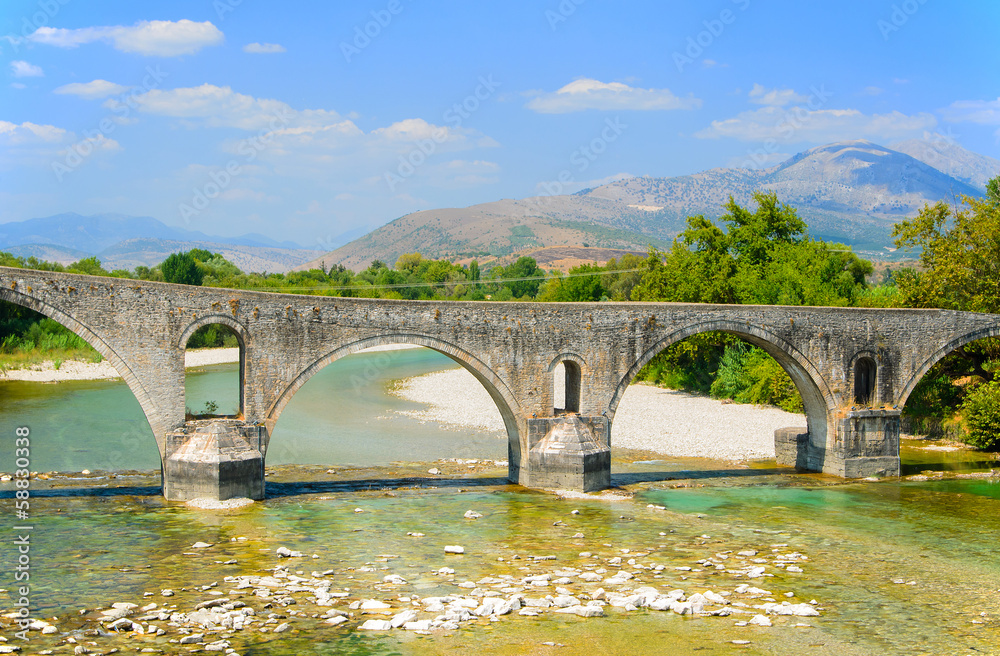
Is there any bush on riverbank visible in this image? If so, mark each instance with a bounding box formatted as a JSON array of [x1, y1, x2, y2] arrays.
[[0, 308, 101, 370]]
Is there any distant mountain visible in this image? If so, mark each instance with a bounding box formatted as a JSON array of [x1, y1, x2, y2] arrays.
[[0, 213, 307, 253], [97, 238, 323, 273], [891, 137, 1000, 189], [0, 213, 318, 273], [301, 139, 989, 271]]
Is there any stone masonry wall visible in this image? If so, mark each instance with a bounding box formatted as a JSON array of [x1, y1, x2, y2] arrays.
[[1, 266, 998, 484]]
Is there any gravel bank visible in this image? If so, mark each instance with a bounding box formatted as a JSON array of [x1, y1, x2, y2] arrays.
[[391, 368, 806, 461], [0, 347, 241, 383]]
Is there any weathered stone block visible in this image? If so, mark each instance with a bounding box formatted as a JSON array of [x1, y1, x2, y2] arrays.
[[774, 427, 809, 469], [163, 420, 266, 501], [527, 416, 610, 492], [828, 409, 901, 478]]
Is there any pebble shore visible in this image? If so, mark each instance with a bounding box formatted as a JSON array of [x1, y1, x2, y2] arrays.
[[0, 512, 822, 655], [391, 368, 805, 461]]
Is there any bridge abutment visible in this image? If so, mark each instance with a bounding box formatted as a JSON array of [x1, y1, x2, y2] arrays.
[[162, 420, 267, 501]]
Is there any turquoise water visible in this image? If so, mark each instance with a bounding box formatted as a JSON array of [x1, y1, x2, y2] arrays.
[[0, 348, 506, 472], [2, 349, 1000, 653]]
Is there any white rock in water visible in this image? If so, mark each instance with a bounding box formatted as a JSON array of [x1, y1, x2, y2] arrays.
[[786, 565, 804, 573], [359, 619, 392, 631], [404, 619, 433, 631], [464, 510, 483, 519], [574, 605, 604, 617], [749, 614, 772, 626], [325, 616, 349, 626], [360, 599, 392, 612], [444, 545, 465, 554], [703, 591, 727, 605], [383, 574, 407, 584], [390, 609, 419, 628], [275, 547, 304, 558], [428, 468, 442, 475], [191, 541, 213, 549], [273, 622, 291, 633]]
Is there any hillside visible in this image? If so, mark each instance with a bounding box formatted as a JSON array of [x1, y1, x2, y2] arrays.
[[302, 139, 992, 271]]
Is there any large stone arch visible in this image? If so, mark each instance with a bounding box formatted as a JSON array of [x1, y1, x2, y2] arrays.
[[178, 314, 249, 417], [608, 320, 835, 447], [264, 333, 523, 460], [897, 324, 1000, 407], [0, 288, 163, 447]]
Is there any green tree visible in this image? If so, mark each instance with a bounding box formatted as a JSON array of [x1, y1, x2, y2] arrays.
[[161, 252, 204, 286], [892, 179, 1000, 314], [67, 256, 108, 276], [892, 176, 1000, 448]]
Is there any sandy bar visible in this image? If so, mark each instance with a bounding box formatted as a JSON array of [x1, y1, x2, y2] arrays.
[[391, 367, 806, 461]]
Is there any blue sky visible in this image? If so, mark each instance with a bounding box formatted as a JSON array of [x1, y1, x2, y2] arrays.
[[2, 0, 999, 248]]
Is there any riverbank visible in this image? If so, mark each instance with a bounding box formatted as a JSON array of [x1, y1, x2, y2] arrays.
[[391, 368, 804, 461], [0, 343, 422, 383]]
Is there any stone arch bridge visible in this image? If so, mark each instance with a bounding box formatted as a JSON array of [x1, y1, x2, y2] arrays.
[[2, 266, 998, 500]]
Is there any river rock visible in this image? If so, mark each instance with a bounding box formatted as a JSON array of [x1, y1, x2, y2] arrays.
[[179, 633, 204, 644], [749, 614, 772, 626], [360, 599, 392, 612], [360, 619, 392, 631], [758, 602, 820, 617], [390, 609, 419, 627], [191, 542, 213, 549], [404, 619, 433, 631], [444, 545, 465, 554], [464, 510, 483, 519], [275, 547, 303, 558]]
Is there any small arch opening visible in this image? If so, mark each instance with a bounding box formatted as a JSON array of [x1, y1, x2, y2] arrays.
[[554, 360, 582, 415], [184, 323, 244, 418], [854, 357, 877, 406]]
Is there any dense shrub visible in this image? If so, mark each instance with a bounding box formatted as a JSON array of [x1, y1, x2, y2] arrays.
[[962, 381, 1000, 450]]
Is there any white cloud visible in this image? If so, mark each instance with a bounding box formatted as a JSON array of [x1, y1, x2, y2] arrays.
[[54, 79, 129, 99], [117, 84, 322, 130], [0, 120, 67, 143], [526, 78, 701, 113], [10, 61, 43, 78], [748, 84, 808, 107], [28, 20, 223, 56], [695, 105, 937, 143], [243, 42, 285, 54], [942, 97, 1000, 127], [0, 120, 120, 172]]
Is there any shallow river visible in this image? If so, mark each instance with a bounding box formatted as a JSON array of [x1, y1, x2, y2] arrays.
[[1, 348, 999, 655]]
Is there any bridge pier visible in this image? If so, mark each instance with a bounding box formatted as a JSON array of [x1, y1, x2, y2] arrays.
[[162, 420, 267, 501], [525, 416, 610, 492], [830, 409, 901, 478], [774, 409, 901, 478]]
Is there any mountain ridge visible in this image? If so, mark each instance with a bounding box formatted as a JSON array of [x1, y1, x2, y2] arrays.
[[302, 139, 996, 271]]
